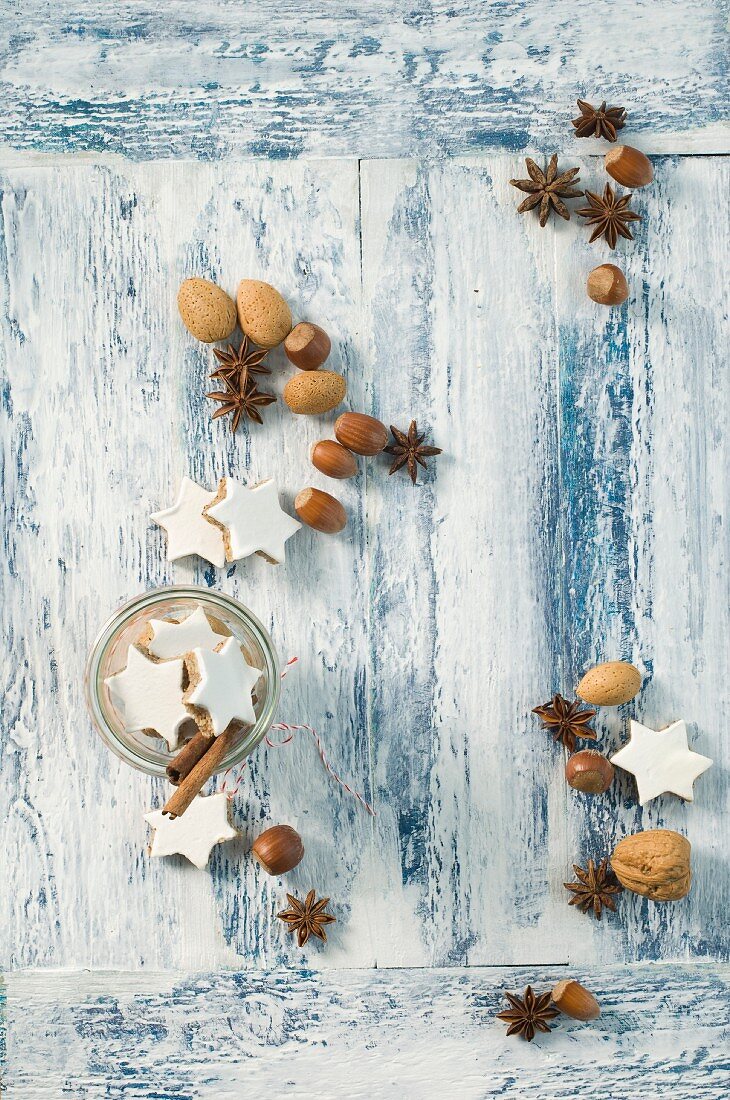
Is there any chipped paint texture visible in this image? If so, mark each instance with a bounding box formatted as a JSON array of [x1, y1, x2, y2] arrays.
[[0, 158, 727, 978], [0, 2, 728, 159], [5, 965, 730, 1097]]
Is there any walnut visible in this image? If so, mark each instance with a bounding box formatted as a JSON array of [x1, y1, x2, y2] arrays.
[[611, 829, 691, 902]]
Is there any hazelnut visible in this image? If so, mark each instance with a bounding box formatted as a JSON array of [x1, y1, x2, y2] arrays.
[[295, 487, 347, 534], [611, 829, 691, 901], [551, 979, 600, 1021], [565, 750, 614, 794], [334, 412, 388, 456], [587, 264, 629, 306], [605, 145, 654, 189], [284, 322, 332, 370], [311, 439, 358, 480], [251, 825, 304, 875]]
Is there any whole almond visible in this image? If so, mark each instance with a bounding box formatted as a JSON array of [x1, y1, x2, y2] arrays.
[[576, 661, 641, 707], [551, 979, 600, 1021], [605, 145, 654, 189], [237, 279, 292, 348], [284, 370, 347, 415], [295, 488, 347, 533], [177, 278, 237, 343], [587, 264, 629, 306], [334, 412, 388, 455], [311, 439, 358, 479], [285, 322, 331, 370]]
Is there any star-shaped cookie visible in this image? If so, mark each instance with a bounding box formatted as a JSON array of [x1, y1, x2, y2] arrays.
[[151, 476, 226, 568], [145, 792, 239, 868], [186, 637, 261, 734], [610, 719, 713, 804], [104, 645, 188, 750], [147, 606, 227, 660], [205, 477, 301, 564]]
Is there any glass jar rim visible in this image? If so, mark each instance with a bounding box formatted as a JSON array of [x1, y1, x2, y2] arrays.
[[85, 585, 280, 777]]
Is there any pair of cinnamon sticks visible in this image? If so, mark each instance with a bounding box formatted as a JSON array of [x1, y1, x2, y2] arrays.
[[162, 725, 239, 819]]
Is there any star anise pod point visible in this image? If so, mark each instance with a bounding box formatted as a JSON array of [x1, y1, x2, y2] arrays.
[[210, 336, 270, 383], [510, 154, 583, 227], [572, 99, 627, 142], [207, 371, 276, 431], [564, 857, 623, 920], [532, 693, 597, 752], [497, 985, 560, 1041], [385, 419, 442, 484], [277, 889, 336, 947], [576, 182, 642, 249]]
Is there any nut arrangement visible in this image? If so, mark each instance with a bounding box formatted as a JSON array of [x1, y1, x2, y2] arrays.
[[177, 274, 442, 544], [510, 97, 656, 308]]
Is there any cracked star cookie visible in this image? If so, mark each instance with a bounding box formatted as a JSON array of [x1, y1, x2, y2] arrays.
[[204, 476, 301, 564], [104, 645, 189, 750], [151, 476, 226, 568], [145, 792, 239, 868], [184, 637, 262, 734], [143, 605, 229, 660]]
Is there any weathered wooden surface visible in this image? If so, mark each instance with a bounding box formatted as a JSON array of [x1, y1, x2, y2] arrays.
[[1, 2, 728, 160], [0, 157, 727, 977], [362, 156, 729, 965], [0, 159, 376, 970], [3, 965, 729, 1097]]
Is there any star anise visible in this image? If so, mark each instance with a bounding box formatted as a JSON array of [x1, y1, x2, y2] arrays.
[[532, 693, 597, 752], [277, 890, 336, 947], [207, 371, 276, 430], [210, 336, 270, 385], [564, 858, 623, 920], [385, 420, 442, 484], [572, 99, 627, 142], [496, 986, 560, 1042], [509, 155, 583, 227], [577, 184, 642, 248]]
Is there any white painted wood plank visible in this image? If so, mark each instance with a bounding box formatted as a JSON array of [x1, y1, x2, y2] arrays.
[[553, 156, 730, 961], [360, 159, 568, 965], [361, 155, 730, 967], [4, 965, 730, 1097], [0, 2, 727, 159], [0, 160, 375, 971]]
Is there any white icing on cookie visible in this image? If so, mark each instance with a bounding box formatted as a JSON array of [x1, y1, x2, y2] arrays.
[[151, 476, 226, 568], [144, 792, 239, 868], [104, 645, 188, 750], [186, 637, 261, 733], [147, 605, 227, 660], [610, 719, 713, 805], [206, 477, 301, 564]]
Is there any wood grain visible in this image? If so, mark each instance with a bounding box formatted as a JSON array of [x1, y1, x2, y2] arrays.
[[360, 156, 729, 966], [0, 2, 728, 160], [0, 155, 727, 977], [5, 965, 730, 1097], [0, 160, 375, 970]]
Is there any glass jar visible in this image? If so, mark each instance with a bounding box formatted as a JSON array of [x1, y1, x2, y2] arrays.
[[85, 585, 280, 777]]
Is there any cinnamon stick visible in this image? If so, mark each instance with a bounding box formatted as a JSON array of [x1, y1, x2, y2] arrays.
[[162, 724, 238, 819], [166, 731, 215, 785]]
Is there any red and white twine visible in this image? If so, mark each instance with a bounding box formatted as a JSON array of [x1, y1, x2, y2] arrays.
[[219, 657, 375, 816]]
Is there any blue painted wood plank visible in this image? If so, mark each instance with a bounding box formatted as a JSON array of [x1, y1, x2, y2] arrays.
[[0, 2, 728, 159], [556, 156, 730, 960], [361, 155, 730, 967], [5, 965, 730, 1097]]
